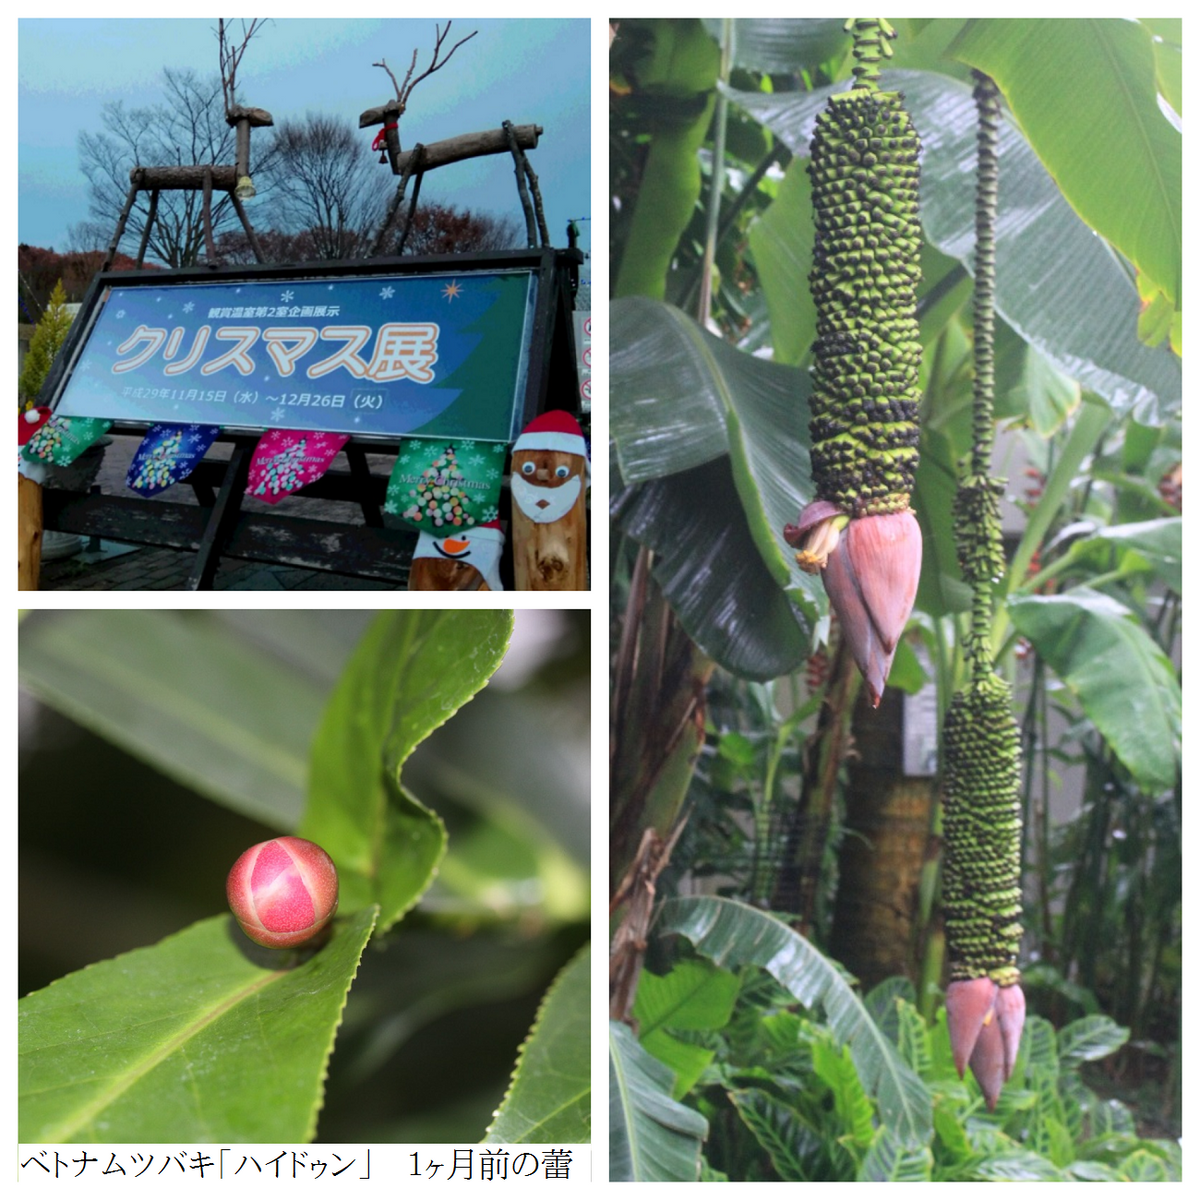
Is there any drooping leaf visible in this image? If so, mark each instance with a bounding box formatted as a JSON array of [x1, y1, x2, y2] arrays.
[[610, 1020, 708, 1182], [1067, 517, 1182, 596], [656, 895, 933, 1146], [610, 299, 820, 605], [730, 70, 1181, 422], [951, 19, 1181, 306], [484, 943, 590, 1144], [300, 610, 513, 934], [19, 906, 377, 1143], [614, 460, 814, 680], [1007, 589, 1181, 792], [18, 610, 331, 829]]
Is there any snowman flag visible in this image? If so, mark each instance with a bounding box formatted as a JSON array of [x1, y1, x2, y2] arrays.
[[410, 520, 505, 591]]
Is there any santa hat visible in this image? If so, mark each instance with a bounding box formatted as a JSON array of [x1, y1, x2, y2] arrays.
[[413, 519, 505, 591], [19, 407, 52, 447], [513, 411, 588, 461]]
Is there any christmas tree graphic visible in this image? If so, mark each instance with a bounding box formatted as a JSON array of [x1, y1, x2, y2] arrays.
[[26, 420, 65, 463], [131, 428, 183, 492], [401, 444, 478, 529], [253, 436, 308, 497]]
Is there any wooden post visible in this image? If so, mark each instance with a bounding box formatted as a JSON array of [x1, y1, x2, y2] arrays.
[[510, 460, 587, 590], [19, 475, 43, 590], [509, 412, 588, 590]]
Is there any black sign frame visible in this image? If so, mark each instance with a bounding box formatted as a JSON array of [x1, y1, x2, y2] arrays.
[[39, 247, 584, 589]]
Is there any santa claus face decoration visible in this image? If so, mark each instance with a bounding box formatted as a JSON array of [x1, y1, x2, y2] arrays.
[[510, 448, 585, 524]]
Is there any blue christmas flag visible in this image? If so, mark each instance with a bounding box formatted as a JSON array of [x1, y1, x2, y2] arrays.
[[126, 423, 221, 496]]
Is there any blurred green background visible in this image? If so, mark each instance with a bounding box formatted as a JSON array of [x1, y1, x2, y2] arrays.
[[19, 608, 590, 1142]]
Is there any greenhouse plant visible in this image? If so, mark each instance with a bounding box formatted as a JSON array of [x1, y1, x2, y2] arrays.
[[610, 16, 1179, 1182]]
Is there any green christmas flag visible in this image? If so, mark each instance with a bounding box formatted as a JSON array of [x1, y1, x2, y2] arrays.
[[384, 438, 506, 532], [21, 415, 112, 468]]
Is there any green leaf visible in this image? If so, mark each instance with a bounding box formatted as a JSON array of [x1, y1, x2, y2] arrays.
[[729, 71, 1181, 422], [812, 1036, 876, 1149], [633, 959, 740, 1035], [634, 957, 740, 1095], [19, 907, 377, 1143], [1119, 1148, 1170, 1182], [864, 976, 917, 1045], [484, 943, 590, 1143], [933, 1096, 973, 1161], [705, 18, 848, 74], [913, 423, 972, 618], [656, 895, 933, 1146], [300, 611, 513, 934], [18, 610, 330, 829], [1003, 341, 1081, 437], [1007, 590, 1181, 792], [728, 1086, 820, 1181], [747, 157, 816, 365], [1056, 1014, 1130, 1065], [1082, 517, 1181, 595], [952, 19, 1181, 305], [895, 998, 933, 1079], [610, 1020, 708, 1181], [639, 1032, 714, 1100], [859, 1128, 934, 1182]]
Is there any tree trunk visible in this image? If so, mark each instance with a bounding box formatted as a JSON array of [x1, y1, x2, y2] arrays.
[[829, 685, 937, 989]]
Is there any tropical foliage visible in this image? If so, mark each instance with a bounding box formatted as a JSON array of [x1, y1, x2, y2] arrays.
[[610, 17, 1180, 1179]]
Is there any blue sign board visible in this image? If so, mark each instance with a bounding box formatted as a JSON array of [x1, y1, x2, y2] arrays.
[[52, 269, 537, 442]]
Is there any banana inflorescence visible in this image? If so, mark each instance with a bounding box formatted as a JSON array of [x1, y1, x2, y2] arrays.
[[941, 70, 1025, 1111], [808, 17, 922, 518]]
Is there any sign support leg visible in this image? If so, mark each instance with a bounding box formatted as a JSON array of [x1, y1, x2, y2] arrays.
[[186, 442, 251, 590], [346, 444, 383, 527]]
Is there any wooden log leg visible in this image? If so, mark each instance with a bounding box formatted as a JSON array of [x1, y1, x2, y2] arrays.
[[503, 121, 538, 248], [19, 475, 43, 591], [394, 157, 426, 256], [524, 161, 550, 246], [201, 167, 217, 264], [134, 189, 160, 269], [230, 192, 267, 264], [102, 176, 142, 273]]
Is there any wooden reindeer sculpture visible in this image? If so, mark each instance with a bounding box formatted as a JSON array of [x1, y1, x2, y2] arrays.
[[360, 21, 549, 255], [102, 19, 272, 271]]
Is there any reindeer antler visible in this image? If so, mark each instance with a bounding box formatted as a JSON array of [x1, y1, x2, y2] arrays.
[[217, 18, 268, 113], [373, 21, 477, 116]]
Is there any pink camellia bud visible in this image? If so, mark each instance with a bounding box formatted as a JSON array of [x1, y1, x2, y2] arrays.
[[226, 836, 339, 950]]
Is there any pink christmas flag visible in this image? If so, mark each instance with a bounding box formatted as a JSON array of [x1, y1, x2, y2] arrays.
[[246, 430, 349, 506]]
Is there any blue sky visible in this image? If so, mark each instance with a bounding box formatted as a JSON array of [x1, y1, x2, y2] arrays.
[[18, 18, 591, 271]]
